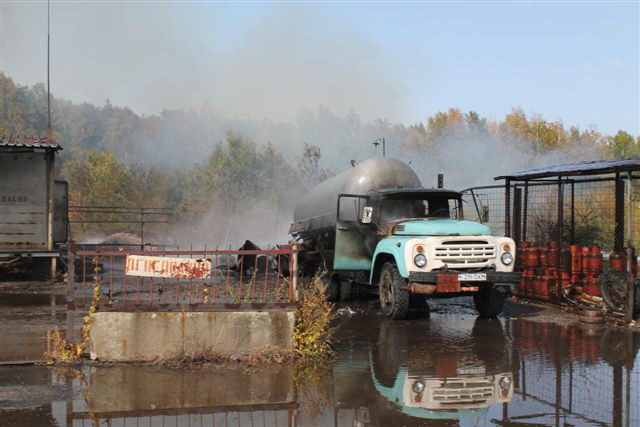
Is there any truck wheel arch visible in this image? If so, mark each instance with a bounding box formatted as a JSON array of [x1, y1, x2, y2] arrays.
[[370, 253, 397, 285]]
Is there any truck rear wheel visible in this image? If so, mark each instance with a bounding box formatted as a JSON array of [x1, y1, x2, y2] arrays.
[[473, 285, 506, 317], [339, 278, 354, 302], [315, 268, 339, 302], [379, 262, 410, 320]]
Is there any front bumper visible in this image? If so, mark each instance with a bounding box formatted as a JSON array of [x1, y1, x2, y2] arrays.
[[408, 271, 521, 285]]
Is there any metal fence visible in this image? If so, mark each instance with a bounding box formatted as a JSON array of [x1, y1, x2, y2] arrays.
[[462, 176, 635, 251], [65, 243, 298, 341], [462, 175, 639, 317]]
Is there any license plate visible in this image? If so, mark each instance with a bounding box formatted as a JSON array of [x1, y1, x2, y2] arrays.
[[458, 273, 487, 281], [457, 366, 486, 375]]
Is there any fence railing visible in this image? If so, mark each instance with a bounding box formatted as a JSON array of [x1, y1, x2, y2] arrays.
[[65, 242, 298, 341]]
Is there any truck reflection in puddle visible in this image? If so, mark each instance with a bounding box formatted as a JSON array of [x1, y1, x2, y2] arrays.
[[334, 316, 515, 425]]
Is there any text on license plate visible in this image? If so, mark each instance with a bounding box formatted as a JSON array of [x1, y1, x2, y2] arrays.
[[458, 273, 487, 281]]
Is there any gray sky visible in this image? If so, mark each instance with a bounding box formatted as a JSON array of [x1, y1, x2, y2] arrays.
[[2, 1, 638, 135]]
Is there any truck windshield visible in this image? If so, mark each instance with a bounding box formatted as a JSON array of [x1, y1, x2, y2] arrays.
[[379, 195, 460, 222]]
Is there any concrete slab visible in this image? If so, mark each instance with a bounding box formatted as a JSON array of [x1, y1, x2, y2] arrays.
[[89, 311, 295, 362]]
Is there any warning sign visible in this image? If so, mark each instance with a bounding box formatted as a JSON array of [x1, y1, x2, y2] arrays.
[[125, 255, 211, 279]]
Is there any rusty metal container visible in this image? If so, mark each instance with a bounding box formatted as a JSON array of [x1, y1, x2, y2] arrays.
[[581, 246, 591, 272]]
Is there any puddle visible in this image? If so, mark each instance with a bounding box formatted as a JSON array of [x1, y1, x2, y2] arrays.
[[0, 298, 638, 426]]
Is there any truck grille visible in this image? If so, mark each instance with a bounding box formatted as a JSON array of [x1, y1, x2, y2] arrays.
[[434, 240, 495, 265], [430, 379, 494, 404]]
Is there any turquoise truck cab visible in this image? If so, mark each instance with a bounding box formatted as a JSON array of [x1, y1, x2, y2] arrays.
[[290, 157, 520, 319]]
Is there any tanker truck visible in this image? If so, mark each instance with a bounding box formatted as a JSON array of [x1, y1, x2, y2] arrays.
[[289, 157, 520, 319]]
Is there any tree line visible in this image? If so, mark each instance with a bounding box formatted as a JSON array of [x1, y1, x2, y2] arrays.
[[2, 73, 638, 242]]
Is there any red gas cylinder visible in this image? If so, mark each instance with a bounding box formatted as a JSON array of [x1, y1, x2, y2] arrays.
[[539, 243, 549, 268], [516, 242, 528, 270], [523, 246, 540, 269], [610, 252, 625, 272], [581, 246, 591, 272], [588, 246, 603, 275], [539, 276, 552, 300], [570, 245, 582, 275], [583, 275, 601, 297]]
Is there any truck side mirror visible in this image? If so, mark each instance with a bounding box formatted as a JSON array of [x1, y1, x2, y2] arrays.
[[482, 205, 490, 223], [362, 207, 373, 224]]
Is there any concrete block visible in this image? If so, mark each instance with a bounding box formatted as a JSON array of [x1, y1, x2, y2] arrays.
[[89, 311, 295, 362]]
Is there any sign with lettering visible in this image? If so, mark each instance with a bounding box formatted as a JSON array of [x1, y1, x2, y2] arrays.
[[125, 255, 211, 279]]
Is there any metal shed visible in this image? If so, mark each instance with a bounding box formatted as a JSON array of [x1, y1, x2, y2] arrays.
[[493, 159, 640, 321], [0, 135, 67, 267]]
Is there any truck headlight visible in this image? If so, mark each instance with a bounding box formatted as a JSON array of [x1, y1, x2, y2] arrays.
[[412, 380, 426, 394], [414, 254, 427, 268], [499, 376, 512, 390], [501, 252, 513, 266]]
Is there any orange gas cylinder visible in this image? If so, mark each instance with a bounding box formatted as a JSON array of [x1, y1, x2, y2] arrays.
[[570, 245, 582, 275]]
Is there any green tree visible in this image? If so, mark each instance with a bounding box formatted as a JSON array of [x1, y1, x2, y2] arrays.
[[609, 130, 639, 159]]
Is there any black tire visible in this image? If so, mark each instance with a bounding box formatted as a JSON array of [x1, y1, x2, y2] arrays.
[[340, 278, 355, 302], [473, 284, 506, 317], [599, 270, 629, 313], [378, 262, 410, 320], [315, 267, 339, 302]]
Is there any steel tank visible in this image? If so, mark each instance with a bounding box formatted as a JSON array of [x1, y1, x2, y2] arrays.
[[291, 157, 422, 236]]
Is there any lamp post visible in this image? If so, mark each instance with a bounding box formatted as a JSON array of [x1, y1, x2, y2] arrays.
[[373, 138, 386, 157]]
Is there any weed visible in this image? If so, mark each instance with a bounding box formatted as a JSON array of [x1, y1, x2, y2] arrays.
[[293, 271, 335, 358]]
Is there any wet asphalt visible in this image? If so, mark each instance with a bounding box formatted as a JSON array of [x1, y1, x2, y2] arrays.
[[0, 284, 639, 427]]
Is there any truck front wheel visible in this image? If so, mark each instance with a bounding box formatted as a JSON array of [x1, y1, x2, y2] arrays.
[[473, 285, 506, 317], [379, 262, 410, 320]]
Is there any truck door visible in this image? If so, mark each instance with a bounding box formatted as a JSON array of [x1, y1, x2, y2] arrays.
[[334, 195, 376, 271]]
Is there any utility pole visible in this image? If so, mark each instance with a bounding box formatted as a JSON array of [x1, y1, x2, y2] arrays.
[[373, 138, 386, 157], [47, 0, 52, 138]]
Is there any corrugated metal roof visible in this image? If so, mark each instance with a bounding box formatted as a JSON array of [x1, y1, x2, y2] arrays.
[[495, 158, 640, 181], [0, 135, 62, 151]]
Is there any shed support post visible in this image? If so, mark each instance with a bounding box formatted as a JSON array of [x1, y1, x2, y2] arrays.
[[557, 177, 563, 304], [513, 187, 522, 245], [615, 173, 625, 252], [504, 179, 511, 237], [626, 173, 636, 323], [523, 182, 529, 242]]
